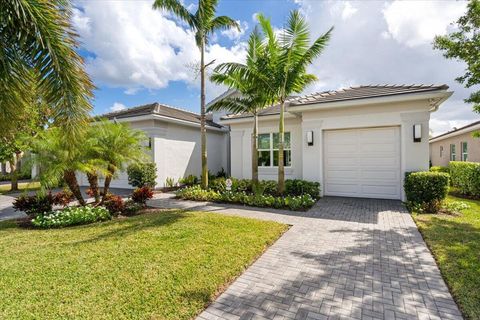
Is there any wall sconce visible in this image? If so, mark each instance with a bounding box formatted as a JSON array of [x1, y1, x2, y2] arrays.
[[413, 124, 422, 142], [306, 131, 314, 146]]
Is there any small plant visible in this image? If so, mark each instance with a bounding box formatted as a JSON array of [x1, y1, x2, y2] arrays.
[[102, 194, 125, 215], [127, 162, 157, 188], [442, 200, 470, 214], [31, 206, 111, 228], [165, 177, 175, 188], [52, 189, 75, 207], [13, 192, 54, 217], [179, 174, 198, 186], [131, 186, 154, 205], [122, 200, 145, 216], [404, 171, 450, 213], [216, 167, 228, 178]]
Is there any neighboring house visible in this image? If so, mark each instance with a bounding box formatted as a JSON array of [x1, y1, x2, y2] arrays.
[[429, 120, 480, 167], [219, 85, 452, 200], [77, 103, 229, 189]]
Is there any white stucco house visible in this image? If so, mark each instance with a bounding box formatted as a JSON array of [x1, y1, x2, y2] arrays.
[[77, 103, 229, 189], [219, 84, 452, 201], [83, 84, 451, 201]]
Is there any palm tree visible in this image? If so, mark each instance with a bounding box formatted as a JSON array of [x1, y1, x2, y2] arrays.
[[1, 0, 94, 136], [92, 121, 148, 202], [270, 10, 332, 193], [31, 128, 89, 205], [208, 27, 272, 184], [152, 0, 239, 189]]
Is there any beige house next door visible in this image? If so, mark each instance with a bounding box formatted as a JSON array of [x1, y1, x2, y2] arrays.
[[323, 126, 401, 200]]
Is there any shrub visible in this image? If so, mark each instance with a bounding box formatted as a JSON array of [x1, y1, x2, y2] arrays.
[[13, 192, 54, 217], [209, 177, 226, 193], [131, 186, 154, 204], [102, 194, 125, 215], [127, 162, 157, 188], [404, 171, 450, 213], [179, 174, 198, 186], [216, 167, 228, 178], [430, 166, 449, 174], [449, 161, 480, 197], [122, 200, 145, 216], [52, 189, 74, 207], [176, 185, 221, 202], [31, 206, 111, 228], [165, 177, 175, 188], [232, 178, 252, 193], [285, 179, 321, 198]]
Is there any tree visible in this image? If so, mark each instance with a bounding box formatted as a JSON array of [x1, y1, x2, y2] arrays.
[[267, 11, 332, 193], [1, 0, 94, 136], [153, 0, 239, 189], [31, 128, 89, 205], [209, 27, 272, 184], [434, 0, 480, 126], [90, 121, 148, 202]]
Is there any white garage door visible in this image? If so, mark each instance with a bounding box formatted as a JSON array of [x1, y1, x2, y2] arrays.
[[324, 127, 401, 199]]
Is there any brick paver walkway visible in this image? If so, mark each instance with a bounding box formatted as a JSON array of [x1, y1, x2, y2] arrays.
[[149, 195, 462, 320]]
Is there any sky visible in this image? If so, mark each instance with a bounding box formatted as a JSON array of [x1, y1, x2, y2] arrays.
[[72, 0, 479, 136]]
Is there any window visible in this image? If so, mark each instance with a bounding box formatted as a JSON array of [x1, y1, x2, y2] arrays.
[[440, 146, 443, 158], [461, 142, 468, 161], [258, 132, 291, 167], [450, 144, 456, 161]]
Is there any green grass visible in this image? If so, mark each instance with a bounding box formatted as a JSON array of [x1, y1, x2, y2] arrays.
[[413, 195, 480, 319], [0, 181, 41, 194], [0, 210, 287, 319]]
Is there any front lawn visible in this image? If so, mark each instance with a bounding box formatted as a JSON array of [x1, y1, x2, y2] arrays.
[[0, 181, 41, 194], [413, 195, 480, 319], [0, 210, 287, 319]]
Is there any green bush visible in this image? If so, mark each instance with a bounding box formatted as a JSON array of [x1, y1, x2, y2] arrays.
[[404, 171, 450, 213], [127, 162, 157, 188], [176, 186, 316, 211], [31, 206, 111, 228], [179, 174, 198, 186], [285, 179, 321, 198], [430, 166, 449, 174], [449, 161, 480, 197], [122, 200, 145, 216]]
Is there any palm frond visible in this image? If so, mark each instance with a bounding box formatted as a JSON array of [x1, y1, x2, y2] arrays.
[[209, 15, 239, 34], [207, 96, 255, 114], [152, 0, 196, 27]]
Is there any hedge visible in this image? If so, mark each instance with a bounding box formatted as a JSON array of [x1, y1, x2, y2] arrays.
[[430, 166, 449, 174], [404, 171, 449, 213], [449, 161, 480, 198]]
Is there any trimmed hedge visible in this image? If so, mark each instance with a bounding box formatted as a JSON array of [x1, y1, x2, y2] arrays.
[[176, 185, 316, 211], [449, 161, 480, 198], [404, 171, 450, 213], [430, 166, 449, 174]]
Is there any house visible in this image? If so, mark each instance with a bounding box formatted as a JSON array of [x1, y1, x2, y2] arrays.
[[77, 103, 229, 189], [219, 85, 452, 201], [429, 120, 480, 167]]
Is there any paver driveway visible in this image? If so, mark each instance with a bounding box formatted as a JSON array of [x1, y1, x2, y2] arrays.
[[149, 195, 462, 320]]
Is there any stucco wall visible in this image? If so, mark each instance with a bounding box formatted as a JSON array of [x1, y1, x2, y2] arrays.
[[430, 131, 480, 166], [227, 100, 433, 200]]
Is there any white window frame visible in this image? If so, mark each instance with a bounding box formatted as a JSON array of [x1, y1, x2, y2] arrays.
[[450, 144, 456, 161], [461, 141, 468, 161], [258, 132, 292, 168]]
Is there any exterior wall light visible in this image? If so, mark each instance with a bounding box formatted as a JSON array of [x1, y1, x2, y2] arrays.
[[413, 124, 422, 142], [306, 131, 314, 146]]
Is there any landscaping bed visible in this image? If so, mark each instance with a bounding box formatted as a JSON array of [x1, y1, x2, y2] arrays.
[[176, 178, 320, 211], [413, 194, 480, 319], [0, 210, 287, 319]]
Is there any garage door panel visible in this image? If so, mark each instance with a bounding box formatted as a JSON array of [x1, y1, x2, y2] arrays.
[[324, 127, 400, 200]]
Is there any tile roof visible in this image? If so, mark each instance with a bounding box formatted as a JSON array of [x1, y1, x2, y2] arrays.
[[97, 103, 224, 128], [222, 84, 449, 120], [430, 119, 480, 141]]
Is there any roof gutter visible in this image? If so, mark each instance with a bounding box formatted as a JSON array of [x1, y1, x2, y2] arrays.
[[112, 114, 228, 132], [430, 123, 480, 143], [220, 112, 297, 125]]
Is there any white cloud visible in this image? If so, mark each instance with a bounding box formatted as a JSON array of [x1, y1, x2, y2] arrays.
[[110, 102, 127, 112], [221, 20, 248, 41], [294, 0, 477, 136], [383, 1, 466, 48], [341, 2, 358, 20], [72, 1, 246, 101]]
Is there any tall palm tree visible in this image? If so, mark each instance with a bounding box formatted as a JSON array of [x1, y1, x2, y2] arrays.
[[271, 10, 332, 193], [1, 0, 94, 136], [92, 121, 148, 202], [152, 0, 239, 189], [31, 128, 90, 205], [208, 27, 272, 184]]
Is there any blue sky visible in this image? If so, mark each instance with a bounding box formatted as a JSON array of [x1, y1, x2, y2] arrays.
[[73, 0, 478, 135]]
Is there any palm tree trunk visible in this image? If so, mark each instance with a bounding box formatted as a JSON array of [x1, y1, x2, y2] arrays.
[[63, 170, 86, 206], [252, 113, 259, 184], [200, 38, 208, 189], [277, 100, 285, 194], [87, 172, 100, 203], [9, 158, 18, 191], [101, 167, 115, 202]]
